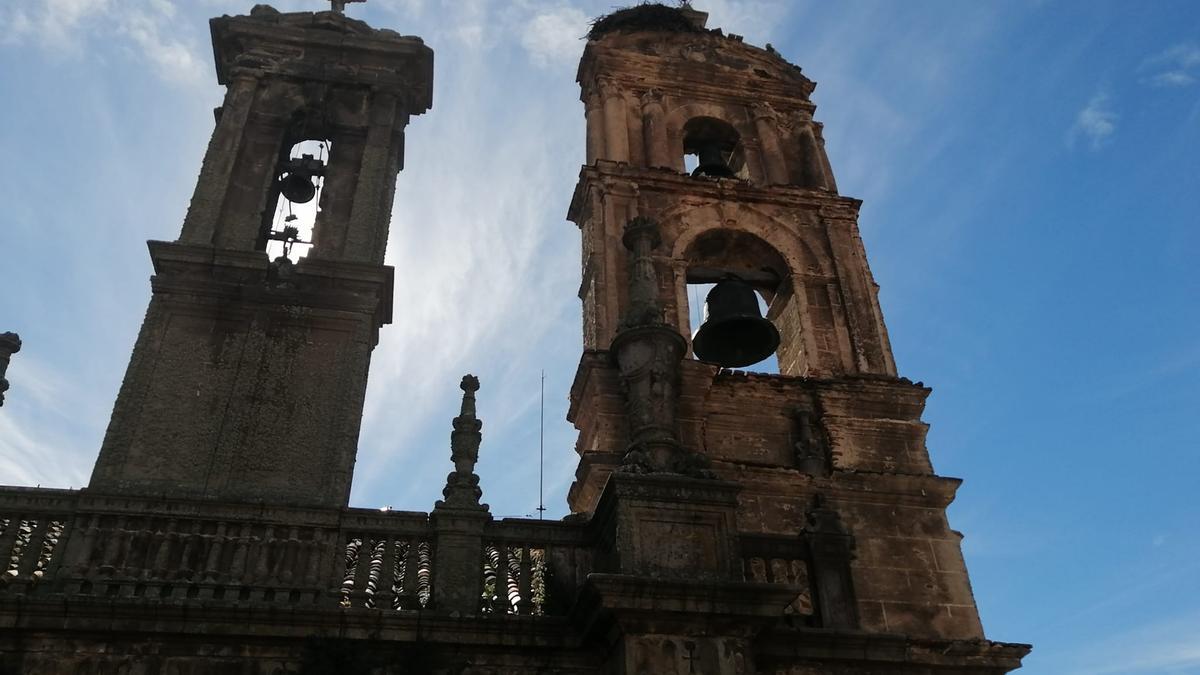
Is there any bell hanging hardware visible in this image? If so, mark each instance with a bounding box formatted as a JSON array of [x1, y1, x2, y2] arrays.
[[278, 153, 326, 205], [266, 215, 309, 258], [692, 278, 780, 368]]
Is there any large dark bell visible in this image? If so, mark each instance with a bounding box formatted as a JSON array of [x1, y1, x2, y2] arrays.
[[692, 279, 780, 368], [691, 141, 736, 178], [279, 171, 317, 204]]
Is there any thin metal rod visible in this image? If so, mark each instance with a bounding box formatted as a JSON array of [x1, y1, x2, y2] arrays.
[[537, 370, 546, 519]]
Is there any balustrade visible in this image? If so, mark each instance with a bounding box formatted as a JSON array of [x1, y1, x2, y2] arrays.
[[0, 489, 596, 617], [740, 533, 815, 618]]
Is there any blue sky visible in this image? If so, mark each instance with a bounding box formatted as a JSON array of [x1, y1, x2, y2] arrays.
[[1, 1, 1198, 673]]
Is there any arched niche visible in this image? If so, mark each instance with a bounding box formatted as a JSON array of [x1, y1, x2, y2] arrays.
[[663, 101, 763, 182], [661, 202, 847, 376]]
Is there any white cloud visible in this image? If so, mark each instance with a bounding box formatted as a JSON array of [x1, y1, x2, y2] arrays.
[[1141, 43, 1200, 88], [1072, 91, 1118, 150], [119, 6, 206, 85], [0, 0, 204, 86], [700, 0, 789, 45], [520, 5, 588, 68]]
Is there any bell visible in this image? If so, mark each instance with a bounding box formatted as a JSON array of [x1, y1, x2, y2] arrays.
[[279, 170, 317, 204], [692, 279, 780, 368], [691, 140, 736, 178]]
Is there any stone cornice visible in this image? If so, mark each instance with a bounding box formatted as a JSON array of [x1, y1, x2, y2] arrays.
[[210, 7, 433, 112], [568, 161, 862, 224]]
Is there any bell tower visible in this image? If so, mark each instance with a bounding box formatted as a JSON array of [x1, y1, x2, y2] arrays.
[[569, 8, 894, 380], [565, 6, 1023, 667], [89, 6, 433, 508]]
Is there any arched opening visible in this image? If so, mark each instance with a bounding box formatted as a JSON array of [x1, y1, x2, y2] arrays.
[[258, 138, 331, 262], [682, 117, 747, 180], [683, 230, 789, 373]]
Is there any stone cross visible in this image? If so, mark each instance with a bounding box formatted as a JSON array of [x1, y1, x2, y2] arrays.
[[330, 0, 365, 14]]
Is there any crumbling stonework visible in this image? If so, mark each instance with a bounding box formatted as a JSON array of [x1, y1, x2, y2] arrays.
[[0, 4, 1028, 674]]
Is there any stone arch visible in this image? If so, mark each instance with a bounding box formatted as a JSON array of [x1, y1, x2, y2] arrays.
[[663, 101, 760, 178], [657, 202, 837, 374]]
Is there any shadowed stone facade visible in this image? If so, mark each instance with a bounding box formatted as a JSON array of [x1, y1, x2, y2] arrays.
[[0, 4, 1029, 674]]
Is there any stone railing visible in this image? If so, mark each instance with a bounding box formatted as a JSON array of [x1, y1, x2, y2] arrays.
[[337, 508, 434, 610], [2, 487, 843, 625], [0, 487, 75, 595], [480, 517, 592, 616], [0, 488, 595, 617], [739, 532, 815, 619]]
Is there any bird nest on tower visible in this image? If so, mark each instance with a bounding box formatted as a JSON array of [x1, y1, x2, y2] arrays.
[[588, 2, 706, 39]]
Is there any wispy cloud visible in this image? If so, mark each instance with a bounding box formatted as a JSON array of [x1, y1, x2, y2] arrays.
[[1141, 43, 1200, 88], [520, 5, 588, 69], [1071, 91, 1118, 150], [0, 0, 204, 86]]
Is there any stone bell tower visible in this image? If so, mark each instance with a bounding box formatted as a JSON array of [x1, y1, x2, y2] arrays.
[[89, 6, 433, 508], [566, 5, 1027, 673]]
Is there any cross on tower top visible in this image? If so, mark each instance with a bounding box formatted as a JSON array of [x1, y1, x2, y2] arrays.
[[330, 0, 365, 14]]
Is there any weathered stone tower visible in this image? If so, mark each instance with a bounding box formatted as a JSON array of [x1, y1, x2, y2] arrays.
[[0, 4, 1028, 674], [89, 6, 433, 508], [562, 5, 1030, 672]]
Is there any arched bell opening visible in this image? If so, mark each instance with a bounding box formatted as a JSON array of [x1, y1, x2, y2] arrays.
[[682, 116, 747, 180], [682, 230, 790, 373], [258, 137, 332, 262]]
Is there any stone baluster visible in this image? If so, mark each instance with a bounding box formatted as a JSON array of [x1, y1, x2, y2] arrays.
[[374, 536, 397, 608], [517, 544, 533, 615], [15, 518, 49, 581], [204, 522, 227, 581], [0, 515, 22, 576], [400, 537, 421, 609]]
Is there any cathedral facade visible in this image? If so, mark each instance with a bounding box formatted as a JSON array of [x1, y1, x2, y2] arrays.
[[0, 4, 1028, 674]]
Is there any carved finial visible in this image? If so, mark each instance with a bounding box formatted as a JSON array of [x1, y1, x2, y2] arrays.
[[0, 332, 21, 407], [438, 374, 486, 510], [458, 373, 480, 416]]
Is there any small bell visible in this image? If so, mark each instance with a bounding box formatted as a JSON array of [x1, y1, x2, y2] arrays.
[[692, 279, 780, 368], [279, 172, 316, 204], [691, 140, 736, 178], [277, 153, 325, 204]]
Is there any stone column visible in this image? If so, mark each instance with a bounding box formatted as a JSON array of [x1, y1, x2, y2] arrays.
[[307, 131, 366, 259], [611, 218, 710, 477], [179, 75, 258, 245], [343, 93, 404, 264], [641, 89, 671, 169], [798, 123, 831, 190], [812, 122, 839, 193], [585, 90, 605, 164], [600, 78, 630, 163], [431, 375, 491, 614], [751, 103, 790, 185], [0, 332, 21, 407]]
